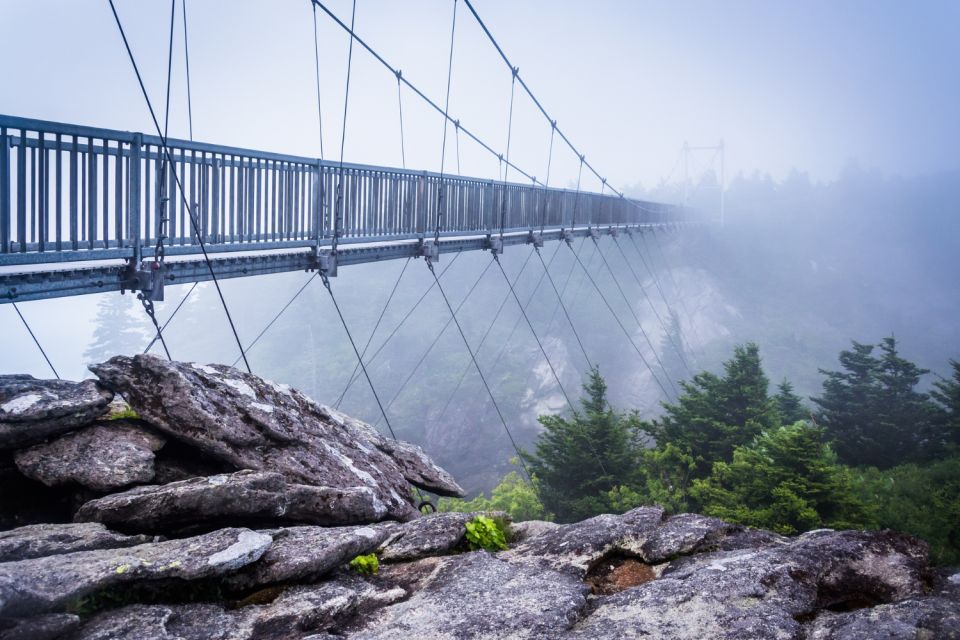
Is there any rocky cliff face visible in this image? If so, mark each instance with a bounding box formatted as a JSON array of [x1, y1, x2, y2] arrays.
[[1, 356, 957, 640]]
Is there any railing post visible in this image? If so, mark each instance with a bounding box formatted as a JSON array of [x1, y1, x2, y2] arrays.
[[0, 127, 8, 253], [129, 133, 142, 263]]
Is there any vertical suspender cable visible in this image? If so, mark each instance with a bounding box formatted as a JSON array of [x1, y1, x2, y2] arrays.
[[12, 303, 60, 380], [331, 0, 357, 255], [540, 122, 555, 234], [498, 70, 517, 241], [108, 0, 251, 373], [312, 2, 326, 161], [434, 0, 458, 245], [395, 71, 406, 169]]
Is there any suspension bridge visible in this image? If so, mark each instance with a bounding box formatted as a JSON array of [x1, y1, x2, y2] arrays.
[[2, 0, 718, 479]]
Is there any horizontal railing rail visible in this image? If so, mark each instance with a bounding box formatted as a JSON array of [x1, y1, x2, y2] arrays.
[[0, 114, 692, 267]]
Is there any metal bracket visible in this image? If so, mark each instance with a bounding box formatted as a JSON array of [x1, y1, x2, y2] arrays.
[[561, 228, 574, 245], [316, 251, 338, 277], [418, 240, 440, 263], [588, 227, 600, 240], [485, 235, 504, 255], [609, 226, 620, 238], [120, 260, 166, 301], [527, 230, 544, 248]]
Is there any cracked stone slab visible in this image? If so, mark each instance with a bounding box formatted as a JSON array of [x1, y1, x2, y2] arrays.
[[14, 421, 165, 492], [376, 512, 474, 562], [0, 613, 80, 640], [225, 525, 391, 591], [0, 376, 113, 450], [0, 523, 152, 562], [352, 550, 590, 639], [69, 577, 406, 640], [74, 470, 389, 534], [90, 356, 463, 521], [0, 528, 272, 617]]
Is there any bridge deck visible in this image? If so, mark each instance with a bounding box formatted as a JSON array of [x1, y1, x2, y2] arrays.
[[0, 114, 696, 303]]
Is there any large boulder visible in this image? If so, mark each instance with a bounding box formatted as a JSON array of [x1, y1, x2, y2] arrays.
[[0, 376, 113, 449], [89, 356, 463, 521], [376, 511, 509, 562], [14, 421, 165, 492], [74, 470, 389, 534], [0, 528, 272, 617], [0, 523, 151, 562]]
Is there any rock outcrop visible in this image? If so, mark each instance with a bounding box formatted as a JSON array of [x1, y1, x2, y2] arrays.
[[0, 361, 956, 639], [0, 376, 112, 449]]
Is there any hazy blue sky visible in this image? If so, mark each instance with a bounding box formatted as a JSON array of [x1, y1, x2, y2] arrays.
[[2, 0, 958, 192], [2, 0, 958, 380]]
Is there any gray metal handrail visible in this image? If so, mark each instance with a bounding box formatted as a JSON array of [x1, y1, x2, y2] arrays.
[[0, 114, 690, 266]]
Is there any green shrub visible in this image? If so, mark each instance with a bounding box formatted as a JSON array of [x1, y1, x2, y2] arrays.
[[349, 553, 379, 575], [109, 406, 140, 420], [465, 515, 508, 551]]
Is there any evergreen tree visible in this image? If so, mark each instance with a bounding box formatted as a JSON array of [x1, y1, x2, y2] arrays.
[[438, 466, 550, 522], [659, 310, 690, 387], [930, 360, 960, 452], [814, 337, 935, 468], [690, 422, 872, 535], [774, 378, 808, 424], [522, 367, 643, 523], [643, 342, 778, 477], [83, 294, 149, 365]]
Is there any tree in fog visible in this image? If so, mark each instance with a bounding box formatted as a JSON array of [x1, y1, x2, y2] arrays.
[[774, 378, 808, 424], [83, 294, 147, 365]]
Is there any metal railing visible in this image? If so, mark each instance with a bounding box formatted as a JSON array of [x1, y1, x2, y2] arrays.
[[0, 114, 687, 266]]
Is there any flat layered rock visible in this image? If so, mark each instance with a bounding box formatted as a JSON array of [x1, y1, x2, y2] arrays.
[[0, 613, 80, 640], [353, 550, 590, 639], [806, 595, 960, 639], [0, 376, 113, 449], [569, 529, 931, 640], [90, 356, 463, 521], [0, 528, 272, 617], [14, 421, 165, 492], [70, 578, 406, 640], [225, 525, 390, 591], [323, 407, 465, 497], [74, 470, 389, 534], [376, 511, 509, 562], [0, 523, 152, 562]]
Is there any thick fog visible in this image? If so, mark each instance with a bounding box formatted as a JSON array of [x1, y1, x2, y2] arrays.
[[2, 1, 959, 492]]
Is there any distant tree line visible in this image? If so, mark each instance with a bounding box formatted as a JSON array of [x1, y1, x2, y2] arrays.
[[441, 338, 960, 564]]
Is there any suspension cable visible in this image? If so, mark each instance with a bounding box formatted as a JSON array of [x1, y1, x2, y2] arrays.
[[331, 0, 357, 255], [591, 236, 679, 398], [611, 236, 693, 377], [373, 256, 493, 427], [108, 0, 251, 372], [144, 281, 198, 355], [540, 122, 556, 234], [230, 273, 319, 368], [433, 0, 458, 245], [535, 246, 591, 369], [644, 228, 706, 361], [426, 259, 531, 481], [182, 0, 194, 141], [309, 0, 540, 186], [566, 241, 672, 400], [395, 71, 406, 169], [12, 303, 60, 380], [311, 2, 325, 161], [498, 69, 517, 241], [335, 250, 463, 407], [435, 244, 537, 421], [571, 156, 584, 228], [338, 257, 411, 409]]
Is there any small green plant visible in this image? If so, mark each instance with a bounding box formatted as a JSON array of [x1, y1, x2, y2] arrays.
[[465, 515, 508, 551], [109, 406, 140, 420], [349, 553, 379, 575]]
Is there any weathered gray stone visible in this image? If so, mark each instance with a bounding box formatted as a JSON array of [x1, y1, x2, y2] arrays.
[[324, 407, 465, 497], [14, 421, 165, 491], [354, 550, 590, 639], [0, 528, 272, 617], [0, 613, 80, 640], [0, 376, 113, 449], [69, 578, 406, 640], [0, 523, 152, 562], [225, 525, 390, 591], [639, 512, 739, 562], [74, 470, 389, 533], [376, 512, 473, 562], [509, 519, 560, 543], [570, 529, 932, 640], [90, 356, 464, 521], [806, 595, 960, 639], [505, 506, 665, 576]]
